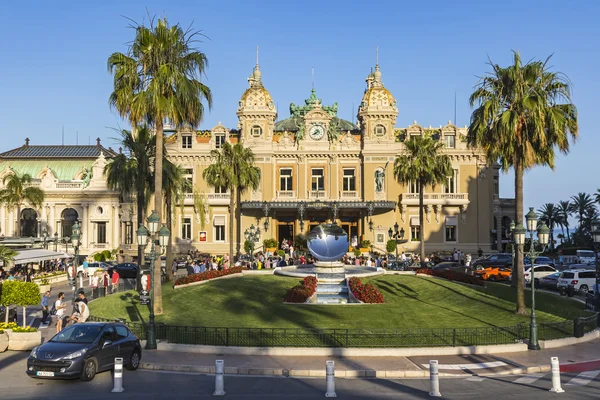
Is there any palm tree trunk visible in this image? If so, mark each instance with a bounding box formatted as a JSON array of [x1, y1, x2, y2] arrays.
[[515, 159, 526, 315], [16, 204, 21, 237], [153, 120, 164, 315], [229, 187, 235, 263], [236, 189, 242, 259], [165, 196, 173, 282], [136, 193, 145, 291], [566, 225, 571, 243], [419, 179, 425, 266]]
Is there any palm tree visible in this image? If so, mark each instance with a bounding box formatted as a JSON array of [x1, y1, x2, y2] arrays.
[[596, 188, 600, 207], [569, 193, 594, 231], [557, 200, 572, 243], [393, 135, 452, 264], [104, 126, 154, 269], [468, 51, 578, 315], [537, 203, 559, 251], [203, 142, 261, 261], [108, 17, 212, 314], [0, 173, 45, 237], [0, 245, 16, 264]]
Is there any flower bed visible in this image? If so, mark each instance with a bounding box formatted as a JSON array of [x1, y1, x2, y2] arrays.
[[284, 276, 318, 303], [0, 322, 18, 330], [348, 277, 385, 303], [174, 267, 245, 287], [416, 268, 484, 286]]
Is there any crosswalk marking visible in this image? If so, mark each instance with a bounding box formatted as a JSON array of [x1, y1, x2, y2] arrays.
[[420, 361, 507, 370], [514, 373, 545, 384], [565, 370, 600, 387]]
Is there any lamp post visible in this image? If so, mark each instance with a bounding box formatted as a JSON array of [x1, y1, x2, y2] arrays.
[[244, 224, 261, 263], [54, 232, 58, 252], [591, 221, 600, 312], [136, 211, 170, 350], [388, 222, 405, 267], [64, 237, 70, 254], [514, 207, 549, 351], [71, 221, 81, 302], [509, 221, 515, 263]]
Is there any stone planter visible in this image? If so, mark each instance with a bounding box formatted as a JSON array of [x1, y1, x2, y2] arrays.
[[38, 284, 51, 294], [7, 330, 42, 351], [0, 332, 8, 352]]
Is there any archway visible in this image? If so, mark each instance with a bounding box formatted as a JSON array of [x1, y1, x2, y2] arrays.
[[61, 208, 79, 238], [20, 208, 38, 237]]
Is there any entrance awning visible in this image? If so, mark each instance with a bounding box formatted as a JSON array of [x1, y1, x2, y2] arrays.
[[11, 249, 73, 265]]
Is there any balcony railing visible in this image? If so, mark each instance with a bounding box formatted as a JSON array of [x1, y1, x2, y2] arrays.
[[340, 191, 358, 199], [400, 193, 469, 206], [55, 182, 84, 189], [308, 190, 327, 199], [276, 190, 296, 199]]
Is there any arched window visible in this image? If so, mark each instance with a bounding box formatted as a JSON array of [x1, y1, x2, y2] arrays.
[[61, 208, 79, 238], [20, 208, 38, 237]]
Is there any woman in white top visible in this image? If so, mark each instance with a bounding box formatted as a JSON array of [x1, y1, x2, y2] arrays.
[[54, 292, 67, 333]]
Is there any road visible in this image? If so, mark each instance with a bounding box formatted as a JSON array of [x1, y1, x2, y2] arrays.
[[1, 351, 598, 399]]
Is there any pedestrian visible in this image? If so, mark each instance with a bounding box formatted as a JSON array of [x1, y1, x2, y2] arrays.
[[40, 291, 51, 325], [102, 271, 109, 295], [466, 254, 472, 267], [91, 273, 98, 290], [111, 269, 120, 293], [54, 292, 67, 333], [172, 260, 178, 276]]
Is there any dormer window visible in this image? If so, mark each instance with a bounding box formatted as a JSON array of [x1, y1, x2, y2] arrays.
[[182, 134, 192, 149], [251, 125, 262, 137], [215, 134, 226, 148], [444, 134, 455, 148], [374, 125, 386, 137]]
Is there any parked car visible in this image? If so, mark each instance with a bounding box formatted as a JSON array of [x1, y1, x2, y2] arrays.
[[474, 266, 512, 282], [538, 271, 562, 291], [471, 253, 512, 269], [27, 322, 142, 381], [524, 256, 555, 268], [432, 262, 469, 274], [523, 265, 557, 284], [557, 269, 596, 294], [108, 263, 139, 279]]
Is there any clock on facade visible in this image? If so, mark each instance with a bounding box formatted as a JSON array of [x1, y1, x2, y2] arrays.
[[309, 124, 325, 140]]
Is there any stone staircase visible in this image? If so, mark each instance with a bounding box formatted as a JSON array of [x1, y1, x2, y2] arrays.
[[315, 273, 349, 304]]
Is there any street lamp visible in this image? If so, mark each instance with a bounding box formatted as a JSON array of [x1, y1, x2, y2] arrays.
[[137, 210, 170, 350], [244, 224, 261, 263], [591, 221, 600, 312], [388, 223, 405, 267], [517, 207, 549, 351], [71, 221, 81, 302]]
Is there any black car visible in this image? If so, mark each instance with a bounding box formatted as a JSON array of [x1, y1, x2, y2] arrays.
[[432, 262, 470, 274], [108, 263, 139, 279], [27, 322, 142, 381], [471, 253, 512, 269]]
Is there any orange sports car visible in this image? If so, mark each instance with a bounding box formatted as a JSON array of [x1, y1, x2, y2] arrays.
[[474, 266, 512, 282]]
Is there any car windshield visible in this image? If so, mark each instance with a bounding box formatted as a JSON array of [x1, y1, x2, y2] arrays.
[[50, 325, 102, 344]]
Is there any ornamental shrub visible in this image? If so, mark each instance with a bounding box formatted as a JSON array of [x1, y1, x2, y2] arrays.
[[12, 326, 37, 333], [1, 281, 41, 327], [353, 249, 361, 257], [284, 276, 318, 303], [276, 250, 285, 257], [361, 240, 371, 248], [0, 322, 17, 330], [386, 240, 396, 253], [348, 277, 384, 303], [263, 238, 278, 248], [244, 240, 253, 254], [173, 266, 245, 286]]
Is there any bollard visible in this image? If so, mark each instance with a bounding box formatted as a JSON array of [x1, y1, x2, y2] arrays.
[[80, 275, 84, 290], [214, 360, 225, 396], [549, 357, 564, 393], [325, 360, 337, 398], [111, 357, 125, 393], [429, 360, 441, 397]]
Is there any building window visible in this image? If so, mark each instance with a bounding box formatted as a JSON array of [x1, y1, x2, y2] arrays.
[[446, 225, 456, 242], [409, 181, 420, 194], [311, 168, 324, 191], [97, 222, 107, 244], [215, 185, 227, 194], [181, 218, 192, 240], [183, 168, 193, 193], [342, 169, 356, 191], [411, 226, 420, 241], [215, 134, 225, 148], [125, 222, 133, 244], [445, 169, 457, 194], [182, 134, 192, 149], [251, 125, 262, 137], [374, 125, 386, 136], [280, 168, 293, 191], [493, 176, 499, 195], [444, 134, 455, 148], [214, 216, 226, 242]]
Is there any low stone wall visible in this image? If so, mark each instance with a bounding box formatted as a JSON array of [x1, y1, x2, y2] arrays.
[[6, 330, 41, 351], [539, 328, 599, 349], [0, 332, 8, 352]]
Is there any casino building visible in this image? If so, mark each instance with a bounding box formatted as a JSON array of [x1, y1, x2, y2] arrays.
[[165, 61, 514, 256]]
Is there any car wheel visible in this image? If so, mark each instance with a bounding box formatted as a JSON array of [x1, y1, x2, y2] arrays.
[[126, 349, 141, 371], [81, 358, 97, 381], [489, 275, 496, 282], [580, 285, 589, 293]]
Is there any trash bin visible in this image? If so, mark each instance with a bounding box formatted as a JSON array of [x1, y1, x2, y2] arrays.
[[566, 285, 575, 297]]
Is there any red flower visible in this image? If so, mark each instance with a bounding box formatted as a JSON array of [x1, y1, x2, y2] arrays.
[[174, 266, 247, 286]]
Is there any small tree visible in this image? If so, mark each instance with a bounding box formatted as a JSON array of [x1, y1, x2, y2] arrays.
[[386, 240, 396, 254], [1, 281, 40, 326], [244, 240, 253, 254]]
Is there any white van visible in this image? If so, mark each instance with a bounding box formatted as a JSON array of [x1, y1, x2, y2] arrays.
[[557, 269, 596, 293], [576, 250, 596, 264]]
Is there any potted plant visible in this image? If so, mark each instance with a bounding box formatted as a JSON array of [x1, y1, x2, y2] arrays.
[[353, 249, 362, 257], [7, 326, 41, 351], [263, 238, 278, 253], [360, 240, 371, 253], [37, 278, 50, 294]]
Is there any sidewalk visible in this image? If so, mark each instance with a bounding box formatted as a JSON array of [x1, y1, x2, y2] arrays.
[[138, 337, 600, 378]]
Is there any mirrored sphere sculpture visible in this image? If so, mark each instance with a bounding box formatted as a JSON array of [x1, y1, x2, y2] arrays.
[[307, 223, 349, 261]]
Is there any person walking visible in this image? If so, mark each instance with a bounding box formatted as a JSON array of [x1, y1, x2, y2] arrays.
[[54, 292, 67, 333], [111, 269, 120, 293], [40, 291, 51, 326], [102, 271, 109, 295]]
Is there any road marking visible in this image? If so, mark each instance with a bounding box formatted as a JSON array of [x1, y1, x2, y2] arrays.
[[465, 376, 486, 382], [420, 361, 507, 370], [514, 373, 545, 384], [565, 370, 600, 386]]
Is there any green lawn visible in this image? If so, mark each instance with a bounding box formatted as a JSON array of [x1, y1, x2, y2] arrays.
[[88, 275, 590, 330]]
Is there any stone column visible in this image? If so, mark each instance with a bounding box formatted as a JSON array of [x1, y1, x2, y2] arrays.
[[81, 204, 88, 248], [113, 205, 119, 247], [0, 205, 5, 236], [7, 208, 14, 236]]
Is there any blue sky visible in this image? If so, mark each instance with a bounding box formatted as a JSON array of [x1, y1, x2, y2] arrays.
[[1, 0, 598, 214]]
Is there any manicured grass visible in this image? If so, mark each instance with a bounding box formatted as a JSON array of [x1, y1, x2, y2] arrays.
[[89, 275, 590, 330]]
